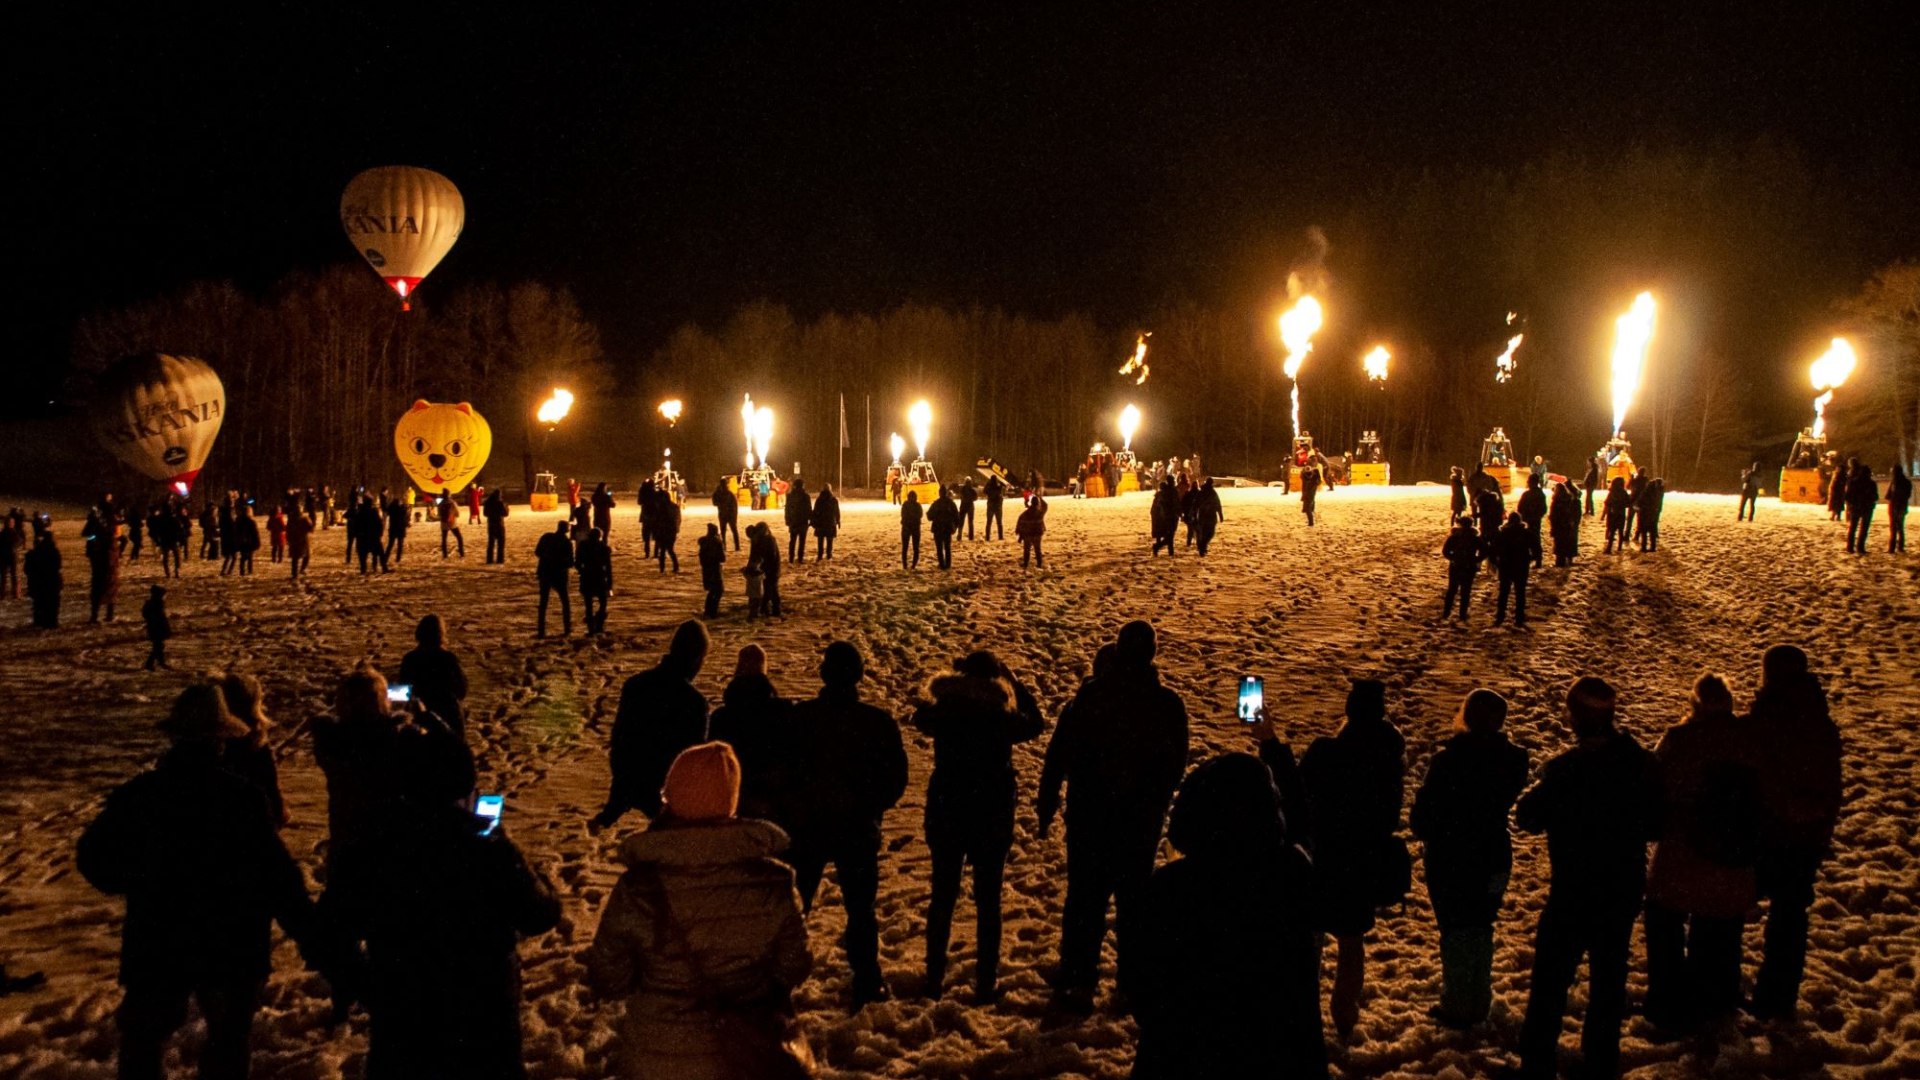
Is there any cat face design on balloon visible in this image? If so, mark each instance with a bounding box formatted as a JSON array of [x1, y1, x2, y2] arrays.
[[393, 400, 493, 494]]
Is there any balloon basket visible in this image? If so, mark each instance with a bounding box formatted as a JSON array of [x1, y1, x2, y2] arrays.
[[903, 481, 941, 506], [1084, 475, 1110, 498], [1116, 472, 1141, 495], [1778, 467, 1824, 505], [529, 493, 558, 512], [1348, 462, 1390, 485], [1605, 458, 1636, 487]]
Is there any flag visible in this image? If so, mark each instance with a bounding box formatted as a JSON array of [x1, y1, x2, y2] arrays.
[[839, 393, 850, 449]]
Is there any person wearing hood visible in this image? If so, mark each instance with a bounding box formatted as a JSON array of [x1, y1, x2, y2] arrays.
[[1016, 494, 1047, 568], [1035, 621, 1190, 1014], [1191, 477, 1224, 555], [24, 524, 62, 627], [324, 719, 560, 1078], [811, 483, 841, 560], [1548, 480, 1581, 567], [1450, 466, 1469, 522], [78, 683, 327, 1080], [706, 645, 792, 823], [1636, 477, 1666, 552], [1149, 480, 1180, 556], [750, 521, 785, 616], [1745, 645, 1841, 1021], [577, 527, 615, 634], [1441, 516, 1484, 622], [1602, 476, 1631, 554], [586, 742, 814, 1079], [1886, 463, 1910, 553], [398, 613, 471, 738], [711, 479, 741, 551], [595, 621, 712, 830], [1132, 753, 1328, 1079], [784, 477, 812, 563], [1493, 512, 1534, 627], [1300, 679, 1407, 1038], [1512, 678, 1663, 1080], [1410, 689, 1529, 1028], [910, 651, 1047, 1001], [697, 523, 726, 618], [777, 642, 908, 1007], [927, 487, 960, 569], [1517, 474, 1548, 568], [900, 491, 923, 570], [1844, 462, 1878, 554]]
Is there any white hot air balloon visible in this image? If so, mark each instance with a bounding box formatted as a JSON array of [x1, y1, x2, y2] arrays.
[[340, 166, 465, 309], [92, 353, 226, 495]]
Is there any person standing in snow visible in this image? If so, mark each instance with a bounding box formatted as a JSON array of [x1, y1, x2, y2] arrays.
[[286, 506, 313, 582], [397, 614, 470, 738], [1738, 462, 1763, 521], [811, 483, 841, 560], [23, 524, 62, 628], [484, 487, 510, 564], [1885, 463, 1910, 553], [927, 486, 960, 569], [594, 621, 711, 830], [141, 584, 172, 670], [711, 478, 741, 552], [697, 524, 726, 618], [1583, 454, 1602, 517], [900, 491, 924, 570], [1150, 480, 1180, 556], [751, 522, 784, 616], [1441, 516, 1483, 622], [534, 521, 574, 638], [1548, 480, 1581, 567], [591, 482, 616, 540], [1602, 476, 1632, 554], [383, 492, 408, 565], [1493, 513, 1534, 627], [577, 527, 615, 634], [785, 477, 812, 564], [1844, 462, 1878, 554], [654, 494, 682, 574], [85, 510, 121, 623], [983, 473, 1006, 540], [959, 476, 978, 541], [1016, 494, 1047, 568], [1299, 461, 1324, 527], [1517, 474, 1548, 568]]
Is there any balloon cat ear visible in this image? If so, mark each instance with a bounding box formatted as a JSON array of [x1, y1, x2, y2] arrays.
[[454, 402, 473, 416], [411, 399, 433, 413]]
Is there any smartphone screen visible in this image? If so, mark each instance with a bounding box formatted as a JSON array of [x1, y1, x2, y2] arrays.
[[386, 683, 413, 704], [1237, 676, 1264, 722], [474, 793, 504, 836]]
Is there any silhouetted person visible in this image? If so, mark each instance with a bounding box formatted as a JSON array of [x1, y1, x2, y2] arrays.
[[959, 477, 977, 539], [141, 585, 172, 670], [1826, 455, 1852, 522], [1036, 621, 1189, 1013], [23, 527, 61, 628], [1602, 476, 1631, 553], [484, 487, 509, 563], [811, 483, 840, 559], [1624, 467, 1648, 538], [355, 497, 386, 573], [900, 491, 923, 570], [286, 508, 313, 581], [1017, 495, 1047, 568], [577, 527, 614, 633], [1191, 478, 1224, 555], [1513, 677, 1663, 1080], [218, 672, 288, 830], [383, 495, 409, 564], [1739, 462, 1763, 521], [1517, 474, 1547, 568], [776, 642, 908, 1007], [983, 473, 1006, 539], [1844, 462, 1878, 554], [398, 613, 469, 737], [1150, 480, 1180, 555], [1410, 690, 1528, 1028], [1635, 476, 1666, 552], [928, 487, 960, 569], [1, 509, 26, 598], [1886, 463, 1910, 552], [785, 477, 812, 563], [533, 521, 574, 637], [1300, 679, 1406, 1038], [1548, 480, 1581, 567], [85, 510, 121, 622], [590, 481, 615, 538], [1450, 465, 1469, 521], [751, 521, 784, 615], [1133, 753, 1329, 1079], [696, 523, 725, 618], [704, 645, 790, 821], [1299, 461, 1324, 526], [438, 489, 465, 558], [911, 651, 1045, 1001], [653, 495, 681, 573], [595, 620, 711, 829], [1493, 512, 1533, 627], [1441, 516, 1483, 621], [1583, 455, 1602, 516], [711, 479, 740, 551], [1746, 645, 1841, 1021]]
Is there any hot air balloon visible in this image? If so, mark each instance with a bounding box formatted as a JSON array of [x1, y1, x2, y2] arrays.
[[394, 400, 493, 495], [340, 166, 465, 310], [91, 353, 226, 496]]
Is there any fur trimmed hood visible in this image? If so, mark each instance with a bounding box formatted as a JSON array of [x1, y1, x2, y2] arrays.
[[923, 671, 1015, 711]]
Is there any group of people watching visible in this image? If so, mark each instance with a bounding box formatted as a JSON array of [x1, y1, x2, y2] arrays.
[[1148, 474, 1225, 554], [1814, 456, 1910, 554]]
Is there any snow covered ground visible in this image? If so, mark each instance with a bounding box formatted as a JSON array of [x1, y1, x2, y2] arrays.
[[0, 486, 1913, 1078]]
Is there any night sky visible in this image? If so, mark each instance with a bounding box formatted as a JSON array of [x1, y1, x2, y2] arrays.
[[18, 4, 1917, 405]]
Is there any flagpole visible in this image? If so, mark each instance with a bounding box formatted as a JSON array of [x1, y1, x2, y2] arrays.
[[865, 394, 872, 491], [838, 393, 845, 492]]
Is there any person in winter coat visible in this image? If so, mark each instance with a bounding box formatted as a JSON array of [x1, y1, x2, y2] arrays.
[[1299, 461, 1324, 526], [585, 742, 814, 1080], [1739, 462, 1763, 521], [398, 613, 470, 738], [1826, 455, 1852, 522], [0, 509, 22, 598], [219, 672, 290, 830], [705, 645, 791, 822], [1449, 466, 1470, 522], [313, 668, 430, 880], [286, 508, 313, 581], [77, 684, 325, 1080], [910, 651, 1046, 1000], [355, 497, 387, 573], [1517, 474, 1548, 568], [811, 483, 841, 560], [232, 505, 260, 576], [770, 642, 907, 1006], [654, 497, 682, 573], [439, 489, 465, 558], [1602, 476, 1632, 553], [640, 483, 660, 556], [1441, 516, 1484, 622], [1191, 478, 1224, 555], [382, 495, 408, 565], [1643, 674, 1760, 1038], [983, 473, 1006, 539], [900, 490, 923, 570], [484, 488, 510, 564], [1548, 480, 1581, 567], [1583, 456, 1602, 516], [325, 721, 560, 1079], [1624, 467, 1648, 539], [1036, 621, 1190, 1013], [468, 482, 484, 525], [1844, 462, 1878, 554], [750, 522, 784, 616], [85, 510, 121, 622], [1512, 677, 1664, 1080], [1745, 645, 1841, 1021], [1132, 753, 1328, 1080], [1886, 463, 1911, 553], [1410, 690, 1528, 1028], [697, 524, 726, 618], [1016, 495, 1048, 568], [1474, 486, 1504, 561], [141, 584, 172, 670], [595, 621, 712, 829], [782, 478, 811, 563], [711, 480, 741, 551], [1493, 512, 1534, 627], [1300, 679, 1407, 1038], [23, 526, 61, 628], [266, 504, 286, 563], [1149, 480, 1180, 556], [926, 488, 960, 569], [534, 521, 574, 637], [591, 481, 616, 539], [958, 477, 977, 540], [1635, 477, 1666, 552]]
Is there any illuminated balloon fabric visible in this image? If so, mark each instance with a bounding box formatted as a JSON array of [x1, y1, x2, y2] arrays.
[[91, 353, 226, 492], [340, 166, 465, 301], [393, 400, 492, 494]]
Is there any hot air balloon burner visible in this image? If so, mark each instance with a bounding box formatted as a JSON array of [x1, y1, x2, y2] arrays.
[[1348, 430, 1391, 485], [1778, 429, 1830, 505], [1598, 431, 1637, 488]]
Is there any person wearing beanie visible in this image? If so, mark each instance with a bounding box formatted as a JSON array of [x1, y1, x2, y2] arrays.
[[596, 621, 712, 829], [1300, 678, 1407, 1037], [398, 612, 470, 737], [586, 741, 813, 1077], [774, 641, 907, 1006], [1511, 677, 1663, 1080], [1036, 620, 1190, 1015], [1411, 689, 1529, 1028]]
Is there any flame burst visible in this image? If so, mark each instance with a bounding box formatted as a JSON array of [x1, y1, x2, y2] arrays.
[[889, 432, 906, 463], [1363, 346, 1390, 383], [752, 407, 773, 469], [658, 399, 683, 425], [1808, 337, 1858, 439], [741, 394, 756, 461], [1496, 334, 1523, 383], [1119, 404, 1141, 450], [537, 388, 574, 426], [1279, 296, 1324, 439], [1119, 332, 1152, 384], [1609, 292, 1657, 435], [908, 400, 932, 459]]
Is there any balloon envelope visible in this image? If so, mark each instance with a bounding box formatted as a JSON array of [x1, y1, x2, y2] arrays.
[[340, 166, 465, 303], [91, 353, 225, 493], [394, 400, 492, 494]]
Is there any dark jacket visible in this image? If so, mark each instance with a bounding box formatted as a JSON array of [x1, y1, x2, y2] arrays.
[[585, 818, 811, 1080], [77, 742, 315, 987], [711, 483, 738, 521], [576, 533, 614, 596], [607, 658, 711, 820], [1301, 717, 1406, 930], [900, 498, 923, 531], [1748, 674, 1841, 852], [750, 526, 782, 583], [313, 711, 410, 862], [1887, 468, 1912, 511], [911, 673, 1045, 844], [325, 804, 559, 1078], [399, 645, 471, 737], [706, 674, 792, 822], [926, 494, 960, 536], [1514, 730, 1663, 914], [142, 594, 171, 641], [809, 490, 840, 536], [1036, 664, 1189, 835], [1443, 524, 1483, 571], [1495, 518, 1533, 578], [1648, 712, 1761, 919], [1517, 486, 1547, 525], [696, 533, 725, 589], [224, 733, 290, 830], [1150, 485, 1180, 539], [784, 485, 812, 530], [534, 531, 573, 584], [1845, 469, 1879, 514], [774, 688, 908, 849], [1410, 731, 1529, 927], [1195, 483, 1224, 530]]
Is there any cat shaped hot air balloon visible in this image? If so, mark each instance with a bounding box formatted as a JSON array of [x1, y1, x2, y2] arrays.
[[393, 400, 492, 495]]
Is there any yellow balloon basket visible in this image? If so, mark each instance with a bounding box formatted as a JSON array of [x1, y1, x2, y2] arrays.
[[1084, 475, 1110, 498], [1348, 462, 1390, 486], [1778, 467, 1824, 504], [1605, 457, 1636, 487], [1115, 472, 1141, 495], [902, 481, 941, 506], [529, 493, 558, 512]]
